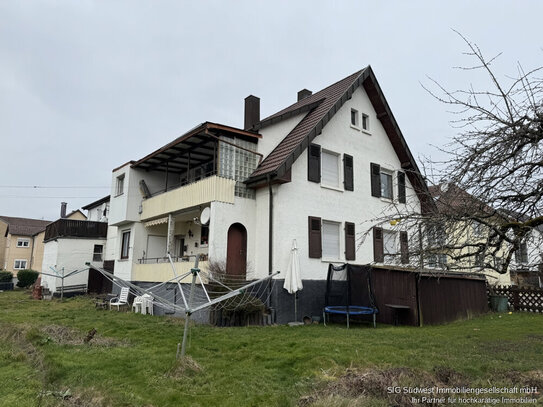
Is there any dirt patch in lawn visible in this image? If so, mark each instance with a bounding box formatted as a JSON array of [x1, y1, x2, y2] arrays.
[[167, 356, 203, 379], [299, 367, 440, 407], [39, 324, 124, 347], [300, 366, 543, 407]]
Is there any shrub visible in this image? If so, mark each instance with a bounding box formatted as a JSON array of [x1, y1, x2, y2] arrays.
[[0, 271, 13, 282], [16, 269, 39, 288]]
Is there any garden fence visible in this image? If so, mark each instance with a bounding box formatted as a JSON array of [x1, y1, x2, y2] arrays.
[[490, 286, 543, 313]]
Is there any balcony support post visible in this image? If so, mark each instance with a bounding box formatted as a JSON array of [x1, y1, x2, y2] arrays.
[[166, 214, 175, 255]]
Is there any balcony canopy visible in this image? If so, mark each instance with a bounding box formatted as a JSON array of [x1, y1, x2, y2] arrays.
[[131, 122, 261, 174]]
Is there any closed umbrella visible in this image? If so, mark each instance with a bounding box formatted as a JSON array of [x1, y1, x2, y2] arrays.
[[283, 239, 303, 322]]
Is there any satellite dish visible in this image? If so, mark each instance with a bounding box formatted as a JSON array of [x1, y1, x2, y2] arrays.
[[200, 207, 210, 225]]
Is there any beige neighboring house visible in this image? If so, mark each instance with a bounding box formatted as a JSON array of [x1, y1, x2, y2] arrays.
[[0, 216, 51, 274]]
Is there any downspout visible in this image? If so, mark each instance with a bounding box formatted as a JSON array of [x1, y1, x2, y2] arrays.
[[267, 174, 274, 320]]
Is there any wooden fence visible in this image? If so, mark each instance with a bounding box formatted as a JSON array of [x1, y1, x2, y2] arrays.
[[490, 286, 543, 313]]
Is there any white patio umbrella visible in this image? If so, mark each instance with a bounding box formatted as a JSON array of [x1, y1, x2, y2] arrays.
[[283, 239, 303, 322]]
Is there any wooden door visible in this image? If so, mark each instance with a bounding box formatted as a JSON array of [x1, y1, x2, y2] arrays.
[[226, 223, 247, 277]]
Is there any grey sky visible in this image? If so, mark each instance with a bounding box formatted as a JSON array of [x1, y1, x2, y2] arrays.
[[1, 1, 542, 221]]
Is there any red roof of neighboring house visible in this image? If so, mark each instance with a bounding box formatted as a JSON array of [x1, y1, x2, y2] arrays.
[[0, 216, 51, 237]]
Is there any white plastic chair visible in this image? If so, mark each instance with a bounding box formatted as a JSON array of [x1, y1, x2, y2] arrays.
[[110, 287, 129, 311], [142, 294, 154, 315], [132, 296, 143, 313]]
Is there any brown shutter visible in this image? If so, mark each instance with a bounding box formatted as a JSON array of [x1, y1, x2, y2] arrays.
[[343, 154, 354, 191], [308, 144, 321, 183], [345, 222, 356, 260], [400, 231, 409, 264], [373, 227, 384, 262], [398, 171, 406, 203], [370, 163, 381, 197], [308, 216, 322, 258]]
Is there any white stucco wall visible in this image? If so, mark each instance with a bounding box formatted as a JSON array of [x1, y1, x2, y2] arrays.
[[257, 113, 305, 159], [41, 238, 107, 292], [41, 240, 59, 291], [109, 165, 164, 226], [86, 201, 109, 222], [209, 197, 257, 278], [254, 85, 422, 280]]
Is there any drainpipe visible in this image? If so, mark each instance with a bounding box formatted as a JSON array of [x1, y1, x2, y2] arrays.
[[267, 174, 274, 320]]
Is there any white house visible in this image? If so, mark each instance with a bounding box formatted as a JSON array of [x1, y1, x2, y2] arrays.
[[41, 202, 109, 295], [105, 67, 432, 322]]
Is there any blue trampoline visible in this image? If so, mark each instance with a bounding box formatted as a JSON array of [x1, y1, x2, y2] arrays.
[[323, 264, 378, 328]]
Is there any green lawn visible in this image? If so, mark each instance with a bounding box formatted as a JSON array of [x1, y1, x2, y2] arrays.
[[0, 290, 542, 406]]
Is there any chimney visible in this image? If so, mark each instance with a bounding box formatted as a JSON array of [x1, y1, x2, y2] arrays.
[[297, 89, 312, 102], [60, 202, 67, 218], [244, 95, 260, 130]]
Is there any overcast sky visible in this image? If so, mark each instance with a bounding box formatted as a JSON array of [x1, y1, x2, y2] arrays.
[[1, 1, 542, 221]]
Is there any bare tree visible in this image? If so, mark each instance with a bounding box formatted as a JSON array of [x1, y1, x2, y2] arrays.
[[363, 33, 543, 287]]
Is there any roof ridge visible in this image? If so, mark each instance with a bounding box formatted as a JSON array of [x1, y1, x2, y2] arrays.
[[260, 68, 366, 123]]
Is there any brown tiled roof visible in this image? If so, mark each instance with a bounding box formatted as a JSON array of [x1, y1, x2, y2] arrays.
[[428, 184, 493, 216], [0, 216, 51, 237], [249, 69, 365, 179]]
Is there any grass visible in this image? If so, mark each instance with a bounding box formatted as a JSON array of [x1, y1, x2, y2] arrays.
[[0, 290, 542, 406]]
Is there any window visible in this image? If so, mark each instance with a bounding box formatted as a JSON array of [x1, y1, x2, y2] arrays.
[[475, 252, 484, 267], [362, 113, 369, 131], [16, 238, 30, 248], [428, 254, 447, 269], [322, 221, 340, 259], [380, 171, 393, 199], [321, 150, 340, 188], [515, 241, 528, 264], [472, 221, 483, 237], [350, 108, 359, 127], [371, 163, 403, 201], [200, 225, 209, 246], [116, 174, 125, 196], [426, 224, 446, 268], [93, 245, 103, 262], [121, 230, 130, 259], [383, 230, 397, 262], [14, 259, 27, 269]]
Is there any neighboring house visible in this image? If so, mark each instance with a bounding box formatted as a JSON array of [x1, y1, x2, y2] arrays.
[[40, 202, 109, 295], [0, 216, 51, 274], [428, 184, 543, 286], [106, 67, 432, 321]]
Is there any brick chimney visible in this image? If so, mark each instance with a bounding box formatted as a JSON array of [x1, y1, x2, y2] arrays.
[[60, 202, 67, 218], [297, 89, 312, 101], [244, 95, 260, 130]]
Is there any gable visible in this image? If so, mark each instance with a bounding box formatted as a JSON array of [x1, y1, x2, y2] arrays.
[[245, 67, 433, 212]]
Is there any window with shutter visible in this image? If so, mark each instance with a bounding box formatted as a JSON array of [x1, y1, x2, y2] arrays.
[[398, 171, 406, 203], [370, 163, 381, 197], [322, 221, 340, 259], [343, 154, 354, 191], [308, 216, 322, 258], [345, 222, 355, 260], [373, 226, 384, 262], [308, 144, 321, 183]]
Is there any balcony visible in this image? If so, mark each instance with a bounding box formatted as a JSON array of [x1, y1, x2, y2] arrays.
[[140, 175, 235, 221], [44, 219, 108, 242], [132, 260, 209, 283]]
